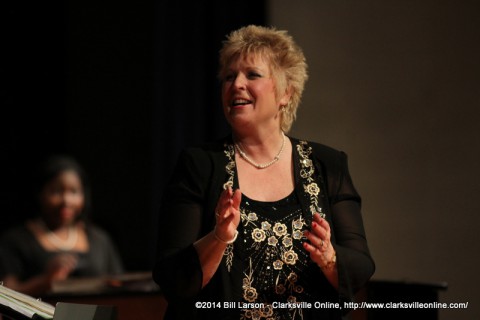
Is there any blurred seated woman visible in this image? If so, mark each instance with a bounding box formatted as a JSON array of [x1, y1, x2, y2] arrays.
[[0, 155, 124, 296]]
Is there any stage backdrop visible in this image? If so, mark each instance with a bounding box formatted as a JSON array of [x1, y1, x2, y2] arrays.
[[2, 1, 266, 272], [268, 1, 480, 320]]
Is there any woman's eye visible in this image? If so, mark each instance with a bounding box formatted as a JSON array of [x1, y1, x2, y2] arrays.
[[49, 187, 62, 195], [248, 72, 261, 79], [69, 188, 82, 195], [224, 74, 236, 82]]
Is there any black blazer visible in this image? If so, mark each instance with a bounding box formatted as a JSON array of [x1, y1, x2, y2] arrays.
[[153, 136, 375, 319]]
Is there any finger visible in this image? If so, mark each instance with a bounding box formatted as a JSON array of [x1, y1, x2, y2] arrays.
[[228, 186, 234, 197], [63, 258, 78, 270], [61, 254, 77, 266], [304, 230, 326, 250], [221, 187, 232, 205], [231, 189, 242, 210], [51, 256, 75, 271], [222, 189, 242, 220], [319, 217, 331, 234], [217, 215, 235, 230], [216, 189, 232, 218], [311, 221, 327, 240], [302, 242, 325, 258], [313, 213, 331, 233], [302, 241, 318, 254]]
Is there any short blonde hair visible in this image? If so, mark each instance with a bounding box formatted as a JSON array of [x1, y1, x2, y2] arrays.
[[219, 25, 308, 133]]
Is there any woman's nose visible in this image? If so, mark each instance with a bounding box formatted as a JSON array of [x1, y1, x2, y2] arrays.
[[232, 73, 247, 89], [61, 191, 74, 204]]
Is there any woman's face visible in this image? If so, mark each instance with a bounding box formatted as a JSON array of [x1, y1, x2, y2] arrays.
[[39, 170, 84, 228], [222, 54, 290, 132]]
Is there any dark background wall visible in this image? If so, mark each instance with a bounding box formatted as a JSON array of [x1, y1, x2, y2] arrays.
[[2, 2, 265, 271], [3, 3, 69, 232], [3, 2, 155, 271]]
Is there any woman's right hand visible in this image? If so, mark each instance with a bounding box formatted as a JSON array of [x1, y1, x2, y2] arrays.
[[214, 186, 242, 243], [46, 253, 78, 281], [0, 253, 78, 296]]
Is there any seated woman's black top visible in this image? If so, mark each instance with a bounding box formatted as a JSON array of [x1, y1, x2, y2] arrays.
[[0, 224, 124, 282]]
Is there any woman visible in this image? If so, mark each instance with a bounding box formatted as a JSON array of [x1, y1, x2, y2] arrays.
[[0, 155, 124, 296], [153, 25, 374, 319]]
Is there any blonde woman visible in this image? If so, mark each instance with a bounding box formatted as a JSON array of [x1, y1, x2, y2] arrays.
[[154, 25, 374, 319]]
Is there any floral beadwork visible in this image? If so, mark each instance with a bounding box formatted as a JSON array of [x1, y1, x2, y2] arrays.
[[262, 221, 272, 230], [222, 138, 326, 320], [222, 143, 237, 272], [252, 228, 266, 242], [223, 143, 236, 190], [239, 206, 308, 319], [297, 141, 325, 219], [240, 207, 306, 271], [272, 222, 288, 237], [273, 260, 284, 270], [242, 259, 259, 303], [282, 249, 299, 265], [268, 236, 278, 246]]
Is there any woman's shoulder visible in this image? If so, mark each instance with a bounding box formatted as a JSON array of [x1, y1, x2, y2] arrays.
[[182, 137, 229, 157], [177, 137, 230, 169], [84, 224, 114, 243], [290, 136, 352, 182], [290, 136, 345, 161], [0, 223, 32, 243]]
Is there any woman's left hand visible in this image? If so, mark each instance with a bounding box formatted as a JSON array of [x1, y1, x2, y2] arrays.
[[303, 213, 336, 271]]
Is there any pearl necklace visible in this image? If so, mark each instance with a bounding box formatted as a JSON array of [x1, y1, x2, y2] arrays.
[[235, 132, 286, 169], [39, 220, 79, 251]]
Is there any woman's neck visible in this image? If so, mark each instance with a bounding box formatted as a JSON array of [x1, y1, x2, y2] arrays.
[[38, 218, 75, 233], [233, 130, 287, 169], [233, 128, 284, 150]]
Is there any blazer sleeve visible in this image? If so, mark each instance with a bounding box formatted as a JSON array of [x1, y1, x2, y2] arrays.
[[152, 147, 213, 302], [317, 148, 375, 305]]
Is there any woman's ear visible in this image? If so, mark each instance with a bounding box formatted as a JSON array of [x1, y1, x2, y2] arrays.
[[279, 85, 292, 108]]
